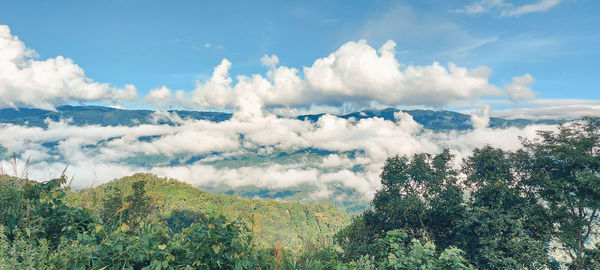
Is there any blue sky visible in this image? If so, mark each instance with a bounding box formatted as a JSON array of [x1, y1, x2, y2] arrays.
[[0, 0, 599, 117]]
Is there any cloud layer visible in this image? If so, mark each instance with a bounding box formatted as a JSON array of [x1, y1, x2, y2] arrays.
[[0, 109, 556, 201]]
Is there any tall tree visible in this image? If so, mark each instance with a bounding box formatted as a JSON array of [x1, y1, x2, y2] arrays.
[[459, 146, 550, 269], [337, 149, 466, 260], [524, 117, 600, 269]]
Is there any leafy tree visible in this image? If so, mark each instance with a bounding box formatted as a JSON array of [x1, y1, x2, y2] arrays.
[[99, 185, 124, 225], [338, 150, 465, 256], [458, 146, 550, 269], [374, 229, 474, 270], [523, 117, 600, 269], [0, 176, 96, 248], [100, 180, 155, 229], [337, 149, 469, 266], [125, 180, 154, 226], [336, 214, 378, 261], [164, 209, 206, 234]]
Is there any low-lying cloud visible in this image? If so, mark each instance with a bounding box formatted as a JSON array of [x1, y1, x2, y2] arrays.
[[0, 109, 556, 201]]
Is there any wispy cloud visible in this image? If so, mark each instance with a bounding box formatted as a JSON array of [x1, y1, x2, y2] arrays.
[[457, 0, 563, 17]]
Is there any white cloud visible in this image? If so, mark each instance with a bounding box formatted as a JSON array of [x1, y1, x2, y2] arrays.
[[470, 105, 491, 129], [0, 25, 138, 110], [182, 40, 505, 114], [492, 105, 600, 120], [458, 99, 600, 120], [260, 54, 279, 69], [0, 25, 536, 114], [458, 0, 563, 17], [304, 40, 501, 106], [0, 109, 558, 198], [190, 59, 235, 109], [503, 0, 562, 16], [458, 0, 509, 15], [504, 74, 537, 102], [145, 86, 173, 105]]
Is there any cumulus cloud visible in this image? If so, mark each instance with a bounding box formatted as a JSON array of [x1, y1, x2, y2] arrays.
[[189, 59, 235, 109], [306, 40, 501, 106], [1, 25, 536, 113], [458, 0, 563, 17], [182, 39, 505, 114], [505, 74, 537, 102], [260, 54, 279, 69], [145, 86, 173, 105], [0, 25, 138, 110]]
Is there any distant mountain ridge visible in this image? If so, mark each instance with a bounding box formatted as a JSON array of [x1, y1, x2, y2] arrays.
[[0, 105, 556, 130], [298, 107, 557, 130], [0, 105, 232, 127]]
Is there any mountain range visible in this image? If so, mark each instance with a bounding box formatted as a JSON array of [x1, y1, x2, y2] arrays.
[[0, 105, 556, 130]]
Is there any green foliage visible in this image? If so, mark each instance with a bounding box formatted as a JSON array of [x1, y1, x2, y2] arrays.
[[338, 149, 466, 261], [523, 117, 600, 269], [458, 146, 550, 269], [1, 172, 476, 269], [339, 117, 600, 269], [349, 229, 473, 270], [339, 146, 551, 268], [99, 180, 155, 230], [71, 173, 350, 252], [0, 176, 97, 248], [0, 176, 267, 269]]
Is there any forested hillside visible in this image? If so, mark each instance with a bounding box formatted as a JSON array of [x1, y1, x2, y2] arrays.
[[69, 174, 350, 251]]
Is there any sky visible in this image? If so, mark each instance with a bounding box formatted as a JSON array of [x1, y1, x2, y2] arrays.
[[1, 0, 599, 197], [1, 0, 599, 118]]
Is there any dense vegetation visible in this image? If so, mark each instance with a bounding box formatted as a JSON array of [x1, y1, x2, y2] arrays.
[[0, 174, 471, 269], [338, 117, 600, 269], [69, 174, 350, 252], [1, 117, 599, 269]]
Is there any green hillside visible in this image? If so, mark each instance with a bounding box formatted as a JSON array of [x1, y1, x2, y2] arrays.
[[69, 173, 351, 251]]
